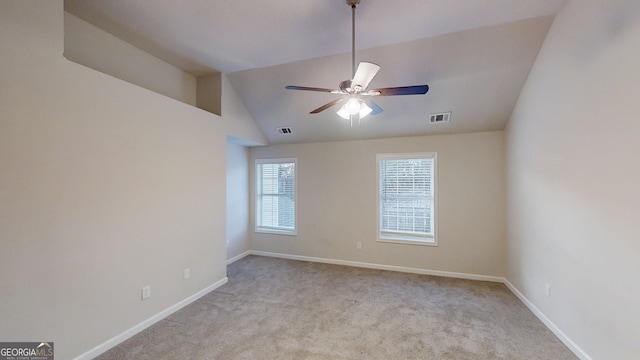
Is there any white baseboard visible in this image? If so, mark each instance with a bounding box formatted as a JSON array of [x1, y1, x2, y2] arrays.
[[73, 277, 228, 360], [252, 251, 590, 360], [227, 250, 251, 265], [250, 251, 504, 283], [503, 279, 591, 360], [73, 252, 590, 360]]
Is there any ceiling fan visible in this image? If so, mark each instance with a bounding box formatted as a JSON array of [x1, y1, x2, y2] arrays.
[[285, 0, 429, 122]]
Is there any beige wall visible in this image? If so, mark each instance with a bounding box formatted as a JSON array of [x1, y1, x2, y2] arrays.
[[251, 132, 506, 277], [8, 0, 639, 359], [64, 12, 198, 106], [226, 140, 251, 260], [0, 1, 264, 359], [197, 73, 222, 116], [505, 0, 640, 358]]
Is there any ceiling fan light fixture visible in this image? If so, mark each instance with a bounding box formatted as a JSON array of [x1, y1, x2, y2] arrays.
[[337, 107, 351, 120], [345, 98, 362, 115], [337, 98, 372, 120], [359, 102, 373, 118]]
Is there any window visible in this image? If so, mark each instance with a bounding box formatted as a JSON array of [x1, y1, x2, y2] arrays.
[[255, 158, 297, 235], [377, 153, 437, 245]]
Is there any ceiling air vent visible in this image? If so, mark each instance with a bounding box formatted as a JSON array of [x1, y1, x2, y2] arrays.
[[429, 112, 451, 124], [277, 127, 293, 135]]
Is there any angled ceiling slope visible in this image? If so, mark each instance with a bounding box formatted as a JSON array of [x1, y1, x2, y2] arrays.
[[65, 0, 565, 144], [229, 16, 555, 144]]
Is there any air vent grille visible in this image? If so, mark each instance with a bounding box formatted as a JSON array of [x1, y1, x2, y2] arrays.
[[277, 127, 293, 135], [429, 112, 451, 124]]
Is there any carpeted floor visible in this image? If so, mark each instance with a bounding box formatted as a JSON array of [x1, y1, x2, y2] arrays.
[[96, 255, 576, 359]]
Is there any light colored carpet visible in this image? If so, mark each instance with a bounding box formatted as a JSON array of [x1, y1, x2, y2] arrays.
[[96, 255, 576, 359]]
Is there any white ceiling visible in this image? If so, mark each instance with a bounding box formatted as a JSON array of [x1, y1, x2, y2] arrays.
[[65, 0, 567, 144]]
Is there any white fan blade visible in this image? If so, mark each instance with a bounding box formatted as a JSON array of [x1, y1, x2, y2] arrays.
[[352, 62, 380, 90]]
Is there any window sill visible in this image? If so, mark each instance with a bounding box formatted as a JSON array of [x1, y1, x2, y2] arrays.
[[377, 236, 437, 247], [255, 228, 297, 236]]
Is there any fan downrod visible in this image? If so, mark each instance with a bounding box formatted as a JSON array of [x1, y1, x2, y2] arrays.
[[346, 0, 360, 78]]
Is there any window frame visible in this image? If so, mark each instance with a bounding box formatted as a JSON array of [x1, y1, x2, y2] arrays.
[[255, 157, 298, 236], [376, 152, 438, 246]]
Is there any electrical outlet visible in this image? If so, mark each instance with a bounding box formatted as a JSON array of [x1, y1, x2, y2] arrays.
[[141, 286, 151, 300], [356, 242, 362, 250], [184, 268, 190, 280], [544, 283, 551, 297]]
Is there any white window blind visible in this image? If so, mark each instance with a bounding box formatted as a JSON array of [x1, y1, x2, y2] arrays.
[[378, 153, 436, 244], [256, 159, 296, 234]]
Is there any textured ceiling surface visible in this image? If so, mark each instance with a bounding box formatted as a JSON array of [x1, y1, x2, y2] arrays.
[[66, 0, 566, 144]]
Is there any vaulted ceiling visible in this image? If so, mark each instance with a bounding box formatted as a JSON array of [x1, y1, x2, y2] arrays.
[[65, 0, 566, 144]]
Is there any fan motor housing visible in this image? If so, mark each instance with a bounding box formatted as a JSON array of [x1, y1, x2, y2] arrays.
[[339, 80, 353, 93]]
